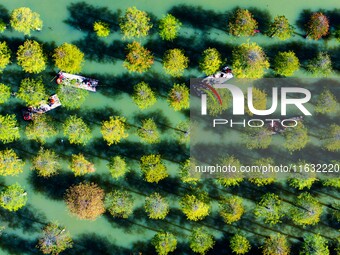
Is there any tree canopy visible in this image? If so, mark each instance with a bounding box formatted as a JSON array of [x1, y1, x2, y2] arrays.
[[216, 156, 243, 186], [0, 114, 20, 144], [0, 42, 11, 73], [189, 227, 215, 255], [0, 149, 24, 176], [70, 154, 95, 176], [26, 115, 57, 144], [243, 125, 272, 149], [249, 158, 276, 186], [254, 193, 283, 225], [140, 154, 168, 183], [307, 52, 332, 77], [17, 77, 47, 106], [273, 51, 300, 77], [152, 232, 177, 255], [137, 118, 160, 144], [163, 49, 189, 77], [283, 123, 309, 152], [93, 21, 110, 37], [300, 234, 329, 255], [101, 116, 129, 145], [306, 12, 329, 40], [230, 234, 251, 255], [262, 234, 290, 255], [63, 115, 92, 145], [219, 196, 244, 224], [179, 158, 201, 185], [180, 193, 210, 221], [145, 192, 169, 220], [17, 40, 46, 73], [199, 48, 223, 76], [229, 8, 258, 36], [159, 14, 182, 41], [32, 148, 61, 178], [323, 124, 340, 152], [132, 82, 157, 109], [167, 83, 190, 111], [119, 7, 152, 39], [0, 183, 27, 211], [108, 156, 129, 179], [105, 190, 134, 218], [123, 41, 154, 73], [0, 83, 11, 104], [246, 87, 267, 116], [10, 7, 42, 35], [314, 89, 338, 114], [53, 43, 84, 73], [176, 121, 190, 144], [267, 15, 294, 40], [57, 84, 89, 110]]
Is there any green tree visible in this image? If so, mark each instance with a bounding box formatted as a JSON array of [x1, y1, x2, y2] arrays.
[[145, 192, 169, 220], [323, 124, 340, 152], [283, 123, 309, 153], [217, 156, 243, 187], [137, 118, 160, 144], [219, 196, 244, 224], [273, 51, 300, 76], [176, 120, 190, 144], [119, 7, 152, 39], [248, 158, 276, 186], [307, 52, 332, 77], [0, 42, 11, 73], [70, 154, 95, 176], [53, 43, 84, 73], [180, 158, 201, 185], [0, 83, 11, 104], [306, 12, 329, 40], [65, 182, 105, 220], [101, 116, 129, 145], [152, 232, 177, 255], [189, 227, 215, 255], [105, 190, 134, 218], [0, 183, 27, 211], [180, 193, 210, 221], [335, 26, 340, 42], [315, 89, 338, 114], [17, 77, 46, 106], [10, 7, 42, 35], [57, 84, 89, 110], [163, 49, 189, 77], [291, 192, 323, 226], [246, 87, 267, 116], [262, 234, 290, 255], [288, 160, 317, 190], [167, 83, 189, 111], [32, 148, 61, 178], [108, 156, 129, 179], [17, 40, 46, 73], [229, 9, 258, 37], [300, 234, 329, 255], [206, 88, 230, 116], [159, 14, 182, 41], [199, 48, 223, 75], [140, 154, 168, 183], [26, 115, 57, 144], [232, 42, 270, 78], [37, 223, 73, 255], [63, 115, 92, 145], [132, 82, 157, 109], [267, 15, 294, 40], [230, 234, 251, 255], [255, 193, 283, 225], [93, 21, 110, 37], [0, 114, 20, 143], [0, 19, 6, 33], [0, 149, 24, 176], [123, 41, 154, 73], [243, 126, 272, 149]]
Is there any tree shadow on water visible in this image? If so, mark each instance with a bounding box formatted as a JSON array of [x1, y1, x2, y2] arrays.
[[0, 5, 9, 24], [0, 233, 38, 255]]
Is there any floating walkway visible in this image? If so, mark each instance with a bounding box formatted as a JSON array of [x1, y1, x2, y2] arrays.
[[57, 71, 98, 92]]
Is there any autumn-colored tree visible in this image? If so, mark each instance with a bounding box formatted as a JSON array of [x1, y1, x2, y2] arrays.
[[306, 12, 329, 40], [267, 15, 294, 40], [179, 158, 201, 185], [37, 223, 73, 255], [140, 154, 168, 183], [10, 7, 42, 35], [243, 126, 272, 149], [167, 83, 189, 111], [229, 8, 258, 37], [0, 149, 24, 176], [219, 196, 244, 224], [65, 182, 105, 220], [248, 158, 276, 186], [176, 121, 190, 144], [262, 234, 290, 255], [101, 116, 129, 145], [53, 43, 84, 73], [26, 115, 57, 144], [70, 154, 95, 176], [307, 52, 332, 77], [199, 48, 223, 75], [0, 183, 27, 211], [137, 118, 160, 144], [314, 89, 337, 114], [132, 82, 157, 109], [108, 156, 129, 179], [152, 232, 177, 255], [105, 190, 134, 218], [57, 84, 89, 110], [0, 42, 11, 73], [273, 51, 300, 77], [119, 7, 152, 39], [17, 77, 46, 106], [246, 87, 267, 116], [323, 124, 340, 152], [0, 114, 20, 143], [230, 234, 251, 255], [283, 123, 309, 153], [123, 41, 154, 73], [300, 234, 329, 255], [93, 21, 110, 37], [255, 193, 283, 225], [216, 156, 243, 186], [17, 40, 46, 73], [189, 227, 215, 255], [159, 14, 182, 41], [32, 148, 61, 178], [232, 42, 269, 78], [291, 192, 323, 226], [0, 83, 10, 104], [63, 115, 92, 145], [180, 193, 210, 221], [163, 49, 189, 77], [145, 192, 169, 220]]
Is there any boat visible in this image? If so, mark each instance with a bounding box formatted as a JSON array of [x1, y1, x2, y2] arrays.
[[56, 71, 98, 92], [202, 66, 233, 84], [23, 94, 62, 120]]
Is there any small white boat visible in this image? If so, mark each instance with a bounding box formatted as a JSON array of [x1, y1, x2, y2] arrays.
[[56, 71, 98, 92], [23, 94, 61, 120]]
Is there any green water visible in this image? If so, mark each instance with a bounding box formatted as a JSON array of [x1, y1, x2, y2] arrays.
[[0, 0, 339, 254]]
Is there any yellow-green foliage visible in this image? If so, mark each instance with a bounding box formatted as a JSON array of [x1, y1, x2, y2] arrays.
[[132, 82, 157, 109], [145, 192, 169, 220], [63, 115, 92, 145], [0, 183, 27, 211], [323, 124, 340, 152], [140, 154, 168, 183], [152, 232, 177, 255], [229, 9, 258, 37], [283, 123, 309, 153], [93, 21, 110, 37], [315, 89, 337, 114], [0, 42, 11, 73], [119, 7, 152, 39], [53, 43, 84, 73], [199, 48, 222, 75], [123, 41, 154, 73], [10, 7, 42, 35], [101, 116, 128, 145], [108, 156, 128, 179], [274, 51, 300, 76], [230, 234, 251, 255], [0, 83, 11, 104], [180, 194, 210, 221], [167, 83, 189, 111], [0, 149, 24, 176], [70, 154, 95, 176], [246, 87, 267, 116], [26, 115, 57, 144], [32, 148, 61, 178], [17, 40, 46, 73], [137, 118, 160, 144], [0, 114, 20, 144], [267, 15, 294, 40], [17, 77, 47, 107], [163, 49, 189, 77], [159, 14, 182, 41], [262, 234, 290, 255], [219, 196, 244, 224]]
